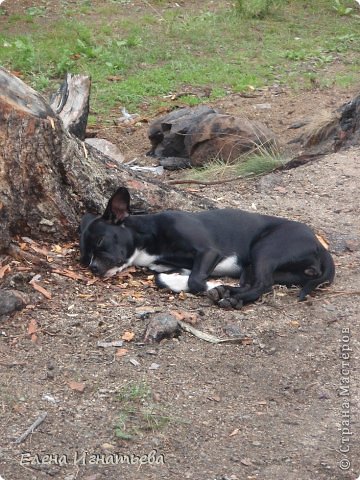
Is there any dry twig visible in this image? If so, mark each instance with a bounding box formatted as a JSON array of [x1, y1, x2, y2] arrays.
[[13, 412, 48, 444]]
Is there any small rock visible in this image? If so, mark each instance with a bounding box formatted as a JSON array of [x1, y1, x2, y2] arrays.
[[149, 362, 160, 370], [42, 394, 58, 404], [97, 340, 124, 348], [143, 313, 181, 343], [254, 103, 272, 109], [101, 443, 115, 450], [345, 239, 359, 252], [0, 289, 29, 319], [223, 323, 243, 337], [85, 138, 124, 164]]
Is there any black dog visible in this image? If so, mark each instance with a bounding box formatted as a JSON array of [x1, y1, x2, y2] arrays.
[[80, 187, 335, 309]]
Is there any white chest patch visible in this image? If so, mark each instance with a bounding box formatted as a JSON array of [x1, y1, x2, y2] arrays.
[[213, 255, 241, 277], [104, 249, 158, 278], [130, 249, 159, 267]]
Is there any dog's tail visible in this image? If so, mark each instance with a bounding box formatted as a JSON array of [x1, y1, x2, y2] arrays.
[[299, 247, 335, 301]]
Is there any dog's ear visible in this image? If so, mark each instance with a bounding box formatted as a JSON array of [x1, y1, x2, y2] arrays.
[[102, 187, 131, 223]]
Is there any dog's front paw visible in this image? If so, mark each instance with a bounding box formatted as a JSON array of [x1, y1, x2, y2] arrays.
[[207, 286, 243, 309], [218, 297, 244, 310], [207, 285, 229, 302]]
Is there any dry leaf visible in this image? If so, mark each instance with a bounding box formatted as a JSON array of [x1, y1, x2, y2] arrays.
[[27, 319, 38, 336], [52, 268, 85, 281], [117, 266, 136, 277], [0, 264, 11, 279], [30, 334, 38, 343], [116, 348, 128, 357], [107, 75, 123, 82], [122, 331, 135, 342], [29, 281, 52, 299], [68, 381, 86, 393], [169, 309, 199, 325], [29, 244, 51, 256], [52, 244, 63, 254]]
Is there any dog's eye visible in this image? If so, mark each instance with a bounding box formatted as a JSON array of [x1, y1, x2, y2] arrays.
[[96, 238, 104, 248]]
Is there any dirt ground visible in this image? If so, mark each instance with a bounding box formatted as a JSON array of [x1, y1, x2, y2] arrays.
[[1, 1, 360, 480]]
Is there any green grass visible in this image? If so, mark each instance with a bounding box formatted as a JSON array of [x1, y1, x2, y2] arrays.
[[0, 0, 359, 123], [114, 381, 171, 440], [185, 147, 286, 183]]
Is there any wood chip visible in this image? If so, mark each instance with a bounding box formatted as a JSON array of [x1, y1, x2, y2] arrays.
[[68, 381, 86, 393], [129, 358, 140, 366], [29, 280, 52, 299], [0, 264, 11, 279], [122, 331, 135, 342], [115, 348, 128, 357]]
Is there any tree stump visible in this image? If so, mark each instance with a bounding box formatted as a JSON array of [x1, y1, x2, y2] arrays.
[[0, 68, 213, 252], [49, 73, 91, 140]]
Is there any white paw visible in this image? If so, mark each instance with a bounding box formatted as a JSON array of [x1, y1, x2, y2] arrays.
[[157, 273, 190, 293]]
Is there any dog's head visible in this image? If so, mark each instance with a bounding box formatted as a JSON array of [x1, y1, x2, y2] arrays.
[[80, 187, 135, 276]]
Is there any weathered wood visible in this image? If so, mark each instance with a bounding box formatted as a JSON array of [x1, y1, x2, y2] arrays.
[[50, 73, 90, 140], [0, 68, 213, 252]]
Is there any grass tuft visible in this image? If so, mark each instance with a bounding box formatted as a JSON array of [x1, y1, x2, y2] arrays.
[[187, 145, 286, 183], [115, 381, 171, 440]]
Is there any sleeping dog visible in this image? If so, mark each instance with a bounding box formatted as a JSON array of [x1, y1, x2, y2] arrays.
[[80, 187, 335, 309]]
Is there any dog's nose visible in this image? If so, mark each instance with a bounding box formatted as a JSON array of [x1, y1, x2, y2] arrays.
[[90, 263, 99, 275]]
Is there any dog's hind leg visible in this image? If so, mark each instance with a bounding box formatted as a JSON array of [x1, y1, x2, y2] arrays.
[[208, 224, 316, 308], [208, 258, 275, 308]]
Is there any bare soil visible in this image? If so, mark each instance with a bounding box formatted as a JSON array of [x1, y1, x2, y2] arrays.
[[1, 2, 360, 480]]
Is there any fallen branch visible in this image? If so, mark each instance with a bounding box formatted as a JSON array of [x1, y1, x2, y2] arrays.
[[7, 244, 47, 266], [178, 320, 252, 345], [13, 412, 48, 444], [168, 174, 253, 186]]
